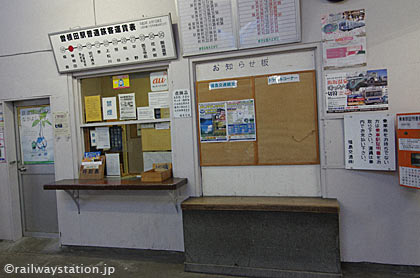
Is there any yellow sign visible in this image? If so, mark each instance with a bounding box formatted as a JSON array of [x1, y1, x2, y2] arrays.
[[84, 95, 102, 122], [113, 75, 130, 89]]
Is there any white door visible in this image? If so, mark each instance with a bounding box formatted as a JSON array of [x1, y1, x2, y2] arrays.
[[14, 99, 58, 237]]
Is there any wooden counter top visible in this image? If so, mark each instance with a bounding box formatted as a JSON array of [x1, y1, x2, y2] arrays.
[[44, 177, 187, 191], [181, 196, 339, 214]]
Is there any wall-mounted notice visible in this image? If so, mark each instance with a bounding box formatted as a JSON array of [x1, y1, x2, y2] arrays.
[[173, 89, 192, 118], [344, 113, 395, 171], [52, 112, 70, 141], [118, 93, 136, 120], [95, 127, 110, 149], [238, 0, 301, 49], [326, 69, 388, 113], [148, 91, 169, 108], [137, 107, 155, 120], [102, 97, 118, 120], [112, 75, 130, 89], [49, 15, 177, 73], [397, 113, 420, 189], [178, 0, 236, 56], [321, 9, 366, 69], [84, 95, 102, 122], [199, 102, 227, 142], [227, 99, 256, 141], [19, 106, 54, 164], [150, 71, 168, 91]]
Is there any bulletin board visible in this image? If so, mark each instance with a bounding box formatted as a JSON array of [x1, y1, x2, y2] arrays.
[[196, 70, 319, 166]]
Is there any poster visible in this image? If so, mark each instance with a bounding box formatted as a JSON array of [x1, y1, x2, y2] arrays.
[[321, 9, 366, 69], [95, 127, 110, 149], [102, 97, 117, 120], [19, 106, 54, 164], [238, 0, 301, 49], [173, 89, 192, 118], [325, 69, 388, 113], [112, 75, 130, 89], [52, 112, 70, 140], [227, 99, 256, 141], [150, 71, 168, 91], [118, 93, 136, 120], [344, 113, 395, 171], [199, 102, 227, 142]]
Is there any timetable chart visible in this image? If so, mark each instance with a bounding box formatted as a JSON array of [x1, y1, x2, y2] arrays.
[[238, 0, 300, 48], [49, 15, 176, 73], [178, 0, 236, 56]]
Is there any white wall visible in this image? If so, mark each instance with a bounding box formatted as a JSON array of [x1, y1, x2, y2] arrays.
[[0, 0, 419, 265]]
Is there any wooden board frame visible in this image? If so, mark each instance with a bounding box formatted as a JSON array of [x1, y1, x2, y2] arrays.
[[196, 70, 319, 166]]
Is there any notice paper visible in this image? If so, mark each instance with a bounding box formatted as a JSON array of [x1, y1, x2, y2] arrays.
[[173, 89, 192, 118], [148, 91, 169, 108], [53, 112, 70, 140], [137, 107, 155, 120], [102, 97, 117, 120], [84, 95, 102, 122], [118, 93, 136, 120], [199, 102, 227, 142], [105, 153, 121, 176], [95, 127, 110, 149], [227, 99, 256, 141]]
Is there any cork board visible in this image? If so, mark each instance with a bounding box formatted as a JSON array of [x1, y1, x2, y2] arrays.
[[197, 78, 256, 166], [196, 70, 319, 166], [255, 71, 319, 164]]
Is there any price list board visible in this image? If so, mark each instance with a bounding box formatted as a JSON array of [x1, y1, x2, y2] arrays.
[[177, 0, 301, 56], [178, 0, 236, 56], [49, 15, 177, 73], [238, 0, 300, 48]]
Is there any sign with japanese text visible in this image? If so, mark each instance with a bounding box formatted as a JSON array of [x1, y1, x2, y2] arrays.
[[344, 113, 395, 171], [326, 69, 388, 113], [209, 80, 237, 90], [268, 74, 300, 85], [173, 89, 192, 118]]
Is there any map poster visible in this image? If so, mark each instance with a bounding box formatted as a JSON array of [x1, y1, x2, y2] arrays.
[[199, 102, 227, 142], [227, 99, 256, 141], [19, 106, 54, 164]]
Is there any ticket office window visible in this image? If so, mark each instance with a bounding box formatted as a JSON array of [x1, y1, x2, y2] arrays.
[[79, 71, 172, 176]]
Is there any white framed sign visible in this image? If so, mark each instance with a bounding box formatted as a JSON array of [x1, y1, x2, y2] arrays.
[[344, 113, 395, 171], [49, 15, 177, 73]]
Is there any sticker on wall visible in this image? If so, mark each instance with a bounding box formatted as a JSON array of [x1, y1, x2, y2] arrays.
[[173, 89, 192, 118], [113, 75, 130, 89], [52, 111, 70, 141], [150, 71, 168, 92], [268, 74, 300, 85], [325, 69, 388, 113], [209, 80, 237, 90], [321, 9, 366, 69], [344, 113, 395, 171], [19, 106, 54, 164]]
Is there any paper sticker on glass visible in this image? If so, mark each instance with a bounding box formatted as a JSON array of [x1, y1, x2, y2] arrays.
[[19, 106, 54, 164], [199, 102, 227, 142], [227, 99, 256, 141]]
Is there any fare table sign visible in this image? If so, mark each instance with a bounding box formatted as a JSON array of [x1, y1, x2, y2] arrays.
[[177, 0, 301, 56], [344, 113, 395, 171]]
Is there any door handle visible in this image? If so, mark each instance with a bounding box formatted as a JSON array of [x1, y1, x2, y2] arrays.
[[18, 166, 27, 172], [9, 160, 16, 165]]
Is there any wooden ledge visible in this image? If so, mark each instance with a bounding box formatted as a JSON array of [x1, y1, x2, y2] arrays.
[[43, 177, 187, 191], [181, 196, 339, 214]]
